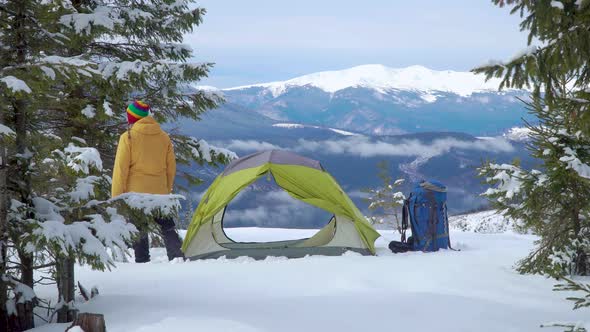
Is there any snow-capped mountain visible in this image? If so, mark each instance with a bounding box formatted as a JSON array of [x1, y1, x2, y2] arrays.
[[181, 65, 537, 217], [213, 64, 534, 136], [272, 123, 361, 136], [503, 126, 533, 142], [180, 111, 536, 217], [226, 64, 510, 99]]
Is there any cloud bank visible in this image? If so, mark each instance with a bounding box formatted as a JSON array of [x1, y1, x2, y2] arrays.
[[294, 136, 514, 158], [224, 140, 282, 151], [224, 190, 331, 229], [220, 136, 514, 160]]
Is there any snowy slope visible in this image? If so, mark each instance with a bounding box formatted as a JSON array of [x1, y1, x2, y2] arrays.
[[226, 64, 509, 97], [272, 123, 361, 136], [503, 126, 533, 142], [29, 226, 588, 332], [449, 210, 521, 233]]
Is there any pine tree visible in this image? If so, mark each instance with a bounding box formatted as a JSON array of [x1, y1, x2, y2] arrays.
[[0, 116, 13, 330], [541, 277, 590, 331], [0, 1, 58, 328], [364, 161, 406, 233], [0, 0, 234, 329], [474, 0, 590, 276]]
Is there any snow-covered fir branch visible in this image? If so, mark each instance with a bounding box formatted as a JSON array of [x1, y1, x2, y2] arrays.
[[110, 192, 184, 217]]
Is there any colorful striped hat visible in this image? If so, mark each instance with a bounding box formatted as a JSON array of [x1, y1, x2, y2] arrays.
[[126, 100, 150, 124]]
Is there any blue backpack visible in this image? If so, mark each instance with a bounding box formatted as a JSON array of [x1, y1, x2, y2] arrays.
[[390, 180, 452, 252]]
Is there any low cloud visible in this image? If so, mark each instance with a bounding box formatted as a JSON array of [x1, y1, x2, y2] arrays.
[[218, 136, 513, 159], [224, 190, 331, 228], [348, 190, 371, 199], [224, 140, 282, 151], [295, 136, 514, 158]]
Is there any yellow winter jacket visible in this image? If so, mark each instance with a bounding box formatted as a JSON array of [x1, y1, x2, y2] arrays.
[[111, 116, 176, 198]]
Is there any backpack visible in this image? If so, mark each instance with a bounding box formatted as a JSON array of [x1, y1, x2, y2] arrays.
[[389, 180, 451, 253]]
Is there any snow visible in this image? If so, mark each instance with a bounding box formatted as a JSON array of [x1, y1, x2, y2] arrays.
[[67, 327, 84, 332], [1, 76, 32, 94], [34, 218, 116, 265], [503, 126, 533, 142], [40, 66, 56, 80], [227, 64, 508, 98], [420, 93, 438, 103], [86, 213, 137, 259], [273, 123, 305, 129], [13, 280, 37, 303], [560, 147, 590, 179], [41, 56, 92, 68], [272, 123, 361, 136], [60, 6, 121, 34], [508, 45, 539, 63], [0, 123, 15, 136], [81, 105, 96, 119], [191, 85, 225, 100], [483, 45, 540, 69], [449, 210, 521, 233], [194, 85, 221, 91], [100, 60, 207, 82], [192, 138, 238, 162], [110, 193, 185, 216], [482, 164, 524, 201], [6, 298, 16, 316], [69, 176, 100, 202], [28, 225, 589, 332], [103, 101, 114, 117], [64, 144, 103, 174], [328, 128, 359, 136], [71, 136, 87, 145], [33, 197, 65, 223], [32, 196, 136, 265], [100, 60, 145, 80], [551, 0, 565, 9]]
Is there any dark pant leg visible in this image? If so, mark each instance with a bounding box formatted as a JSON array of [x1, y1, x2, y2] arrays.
[[133, 232, 150, 263], [156, 218, 184, 260]]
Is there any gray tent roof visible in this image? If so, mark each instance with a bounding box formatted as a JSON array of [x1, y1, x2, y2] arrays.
[[223, 150, 323, 176]]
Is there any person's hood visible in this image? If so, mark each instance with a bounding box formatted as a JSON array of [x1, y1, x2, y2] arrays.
[[131, 116, 163, 135]]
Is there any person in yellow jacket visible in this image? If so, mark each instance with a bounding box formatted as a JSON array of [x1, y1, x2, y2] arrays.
[[112, 100, 184, 262]]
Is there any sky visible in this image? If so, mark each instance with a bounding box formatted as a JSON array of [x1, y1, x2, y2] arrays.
[[186, 0, 530, 88]]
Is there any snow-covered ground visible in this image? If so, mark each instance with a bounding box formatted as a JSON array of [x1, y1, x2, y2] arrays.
[[449, 210, 521, 233], [29, 227, 587, 332]]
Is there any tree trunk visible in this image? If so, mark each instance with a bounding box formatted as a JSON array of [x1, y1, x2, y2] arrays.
[[15, 249, 35, 331], [66, 313, 106, 332], [12, 1, 36, 327], [12, 97, 35, 330], [0, 98, 11, 331], [56, 255, 77, 323], [571, 209, 588, 276]]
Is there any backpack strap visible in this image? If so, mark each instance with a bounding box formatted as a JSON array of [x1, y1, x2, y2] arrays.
[[401, 198, 409, 243], [422, 191, 438, 251]]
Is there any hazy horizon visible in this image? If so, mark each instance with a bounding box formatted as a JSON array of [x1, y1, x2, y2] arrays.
[[186, 1, 529, 88]]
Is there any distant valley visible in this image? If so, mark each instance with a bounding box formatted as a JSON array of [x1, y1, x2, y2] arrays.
[[178, 65, 537, 228]]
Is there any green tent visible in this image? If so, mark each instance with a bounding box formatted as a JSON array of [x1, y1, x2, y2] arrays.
[[182, 150, 381, 260]]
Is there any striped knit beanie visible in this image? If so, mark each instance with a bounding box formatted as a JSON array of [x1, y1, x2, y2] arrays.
[[126, 100, 150, 124]]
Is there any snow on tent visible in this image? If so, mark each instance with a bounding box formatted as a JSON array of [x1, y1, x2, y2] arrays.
[[182, 150, 381, 260]]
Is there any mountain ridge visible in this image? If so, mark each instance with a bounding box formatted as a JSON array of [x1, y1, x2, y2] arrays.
[[220, 64, 516, 98]]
